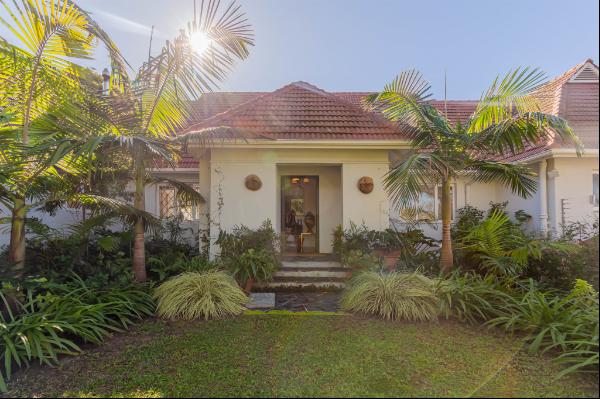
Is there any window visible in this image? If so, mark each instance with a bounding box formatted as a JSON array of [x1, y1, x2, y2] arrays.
[[593, 173, 599, 207], [399, 184, 455, 221], [159, 184, 201, 221]]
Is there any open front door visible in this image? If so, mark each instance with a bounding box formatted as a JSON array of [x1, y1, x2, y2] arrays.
[[281, 176, 319, 254]]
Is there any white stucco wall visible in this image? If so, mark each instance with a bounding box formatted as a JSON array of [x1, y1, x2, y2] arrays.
[[203, 147, 392, 254], [547, 156, 599, 234]]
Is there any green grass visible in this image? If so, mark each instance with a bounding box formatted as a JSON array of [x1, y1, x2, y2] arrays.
[[5, 313, 598, 398]]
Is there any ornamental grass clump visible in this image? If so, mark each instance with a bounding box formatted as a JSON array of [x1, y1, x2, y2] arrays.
[[341, 271, 438, 321], [154, 271, 248, 320]]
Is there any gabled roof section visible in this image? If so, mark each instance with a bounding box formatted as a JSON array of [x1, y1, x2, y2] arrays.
[[569, 61, 599, 83], [181, 81, 407, 140]]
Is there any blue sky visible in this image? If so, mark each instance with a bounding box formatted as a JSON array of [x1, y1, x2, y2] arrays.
[[3, 0, 599, 99]]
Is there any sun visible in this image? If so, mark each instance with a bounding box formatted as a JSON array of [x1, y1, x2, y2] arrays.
[[190, 31, 211, 55]]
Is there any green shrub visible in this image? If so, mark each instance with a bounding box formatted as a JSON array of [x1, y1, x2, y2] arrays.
[[341, 271, 438, 321], [342, 249, 382, 271], [333, 223, 438, 272], [0, 277, 154, 391], [217, 220, 279, 259], [154, 271, 248, 320], [148, 254, 221, 282], [487, 280, 598, 354], [229, 249, 278, 286], [436, 272, 518, 324]]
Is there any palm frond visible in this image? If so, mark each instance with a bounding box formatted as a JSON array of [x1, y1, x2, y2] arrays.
[[470, 112, 583, 156], [384, 152, 445, 210], [468, 67, 546, 131], [175, 126, 250, 148], [467, 160, 537, 198], [147, 177, 205, 204]]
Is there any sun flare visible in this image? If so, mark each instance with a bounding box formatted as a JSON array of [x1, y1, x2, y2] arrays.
[[190, 31, 211, 54]]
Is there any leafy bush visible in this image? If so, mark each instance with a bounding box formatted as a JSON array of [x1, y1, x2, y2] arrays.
[[456, 210, 578, 279], [487, 280, 598, 370], [148, 254, 221, 282], [333, 223, 438, 271], [437, 272, 599, 378], [436, 271, 518, 324], [342, 249, 382, 271], [154, 271, 248, 320], [217, 220, 279, 259], [216, 220, 280, 287], [0, 277, 154, 391], [229, 249, 278, 288], [341, 271, 438, 321]]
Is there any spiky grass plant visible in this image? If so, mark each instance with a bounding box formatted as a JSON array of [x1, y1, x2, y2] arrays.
[[154, 271, 248, 320], [341, 271, 438, 321]]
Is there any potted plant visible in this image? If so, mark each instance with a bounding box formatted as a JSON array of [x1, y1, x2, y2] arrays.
[[230, 248, 278, 292]]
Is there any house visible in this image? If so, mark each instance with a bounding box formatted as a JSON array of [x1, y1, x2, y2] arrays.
[[1, 60, 597, 254], [148, 59, 599, 256]]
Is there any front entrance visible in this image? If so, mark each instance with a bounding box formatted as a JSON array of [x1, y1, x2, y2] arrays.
[[281, 176, 319, 254]]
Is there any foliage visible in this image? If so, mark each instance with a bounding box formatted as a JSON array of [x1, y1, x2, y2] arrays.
[[217, 220, 280, 284], [217, 220, 279, 259], [436, 271, 518, 324], [437, 271, 599, 378], [366, 67, 582, 271], [148, 255, 221, 283], [342, 249, 382, 271], [487, 279, 598, 377], [0, 276, 154, 391], [333, 223, 438, 271], [451, 205, 485, 240], [153, 271, 248, 321], [228, 249, 278, 286], [341, 271, 439, 321], [456, 209, 579, 279]]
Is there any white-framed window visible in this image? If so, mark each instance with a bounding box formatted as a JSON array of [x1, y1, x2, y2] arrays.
[[593, 172, 599, 208], [399, 184, 456, 221], [159, 184, 201, 221]]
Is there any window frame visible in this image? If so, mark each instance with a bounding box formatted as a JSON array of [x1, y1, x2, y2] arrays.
[[158, 183, 201, 221], [398, 183, 457, 222]]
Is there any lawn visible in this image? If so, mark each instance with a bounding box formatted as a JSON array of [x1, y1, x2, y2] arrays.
[[5, 312, 599, 398]]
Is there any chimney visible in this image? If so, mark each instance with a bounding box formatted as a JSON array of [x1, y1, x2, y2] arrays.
[[101, 68, 110, 96]]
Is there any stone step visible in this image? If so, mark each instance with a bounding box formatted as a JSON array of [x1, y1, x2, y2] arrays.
[[275, 268, 350, 279], [260, 281, 346, 291], [281, 260, 343, 269]]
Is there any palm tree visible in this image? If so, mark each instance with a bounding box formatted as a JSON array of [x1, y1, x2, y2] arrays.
[[89, 0, 254, 282], [0, 0, 124, 269], [365, 68, 582, 274]]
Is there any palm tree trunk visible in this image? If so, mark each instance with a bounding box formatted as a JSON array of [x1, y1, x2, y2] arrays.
[[132, 165, 147, 283], [440, 179, 454, 274], [8, 196, 27, 272]]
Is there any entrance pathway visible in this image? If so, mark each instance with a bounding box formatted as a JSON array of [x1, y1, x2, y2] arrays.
[[275, 291, 342, 312]]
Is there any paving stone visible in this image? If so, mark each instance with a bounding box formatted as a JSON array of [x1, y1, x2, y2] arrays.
[[247, 292, 276, 309]]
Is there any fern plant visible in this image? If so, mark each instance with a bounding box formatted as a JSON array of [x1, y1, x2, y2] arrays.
[[341, 271, 438, 321], [154, 271, 248, 320]]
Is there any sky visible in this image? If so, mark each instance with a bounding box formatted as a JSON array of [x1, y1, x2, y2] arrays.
[[2, 0, 599, 99]]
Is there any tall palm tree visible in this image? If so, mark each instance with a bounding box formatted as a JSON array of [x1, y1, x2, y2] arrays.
[[91, 0, 254, 282], [365, 68, 582, 274], [0, 0, 124, 269]]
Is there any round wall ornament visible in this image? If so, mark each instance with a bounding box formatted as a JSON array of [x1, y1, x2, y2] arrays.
[[358, 176, 374, 194], [245, 174, 262, 191]]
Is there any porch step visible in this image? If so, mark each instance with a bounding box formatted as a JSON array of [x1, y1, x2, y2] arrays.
[[281, 260, 343, 269], [261, 258, 350, 291]]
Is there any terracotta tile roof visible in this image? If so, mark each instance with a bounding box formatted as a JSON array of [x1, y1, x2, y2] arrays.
[[174, 60, 597, 167], [181, 82, 405, 140]]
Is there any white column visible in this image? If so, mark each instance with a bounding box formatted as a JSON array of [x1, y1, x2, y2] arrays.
[[539, 160, 548, 235]]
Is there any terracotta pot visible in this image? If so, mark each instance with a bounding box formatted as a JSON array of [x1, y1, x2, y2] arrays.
[[244, 277, 255, 293], [384, 249, 401, 272]]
